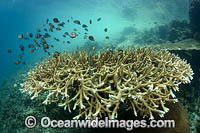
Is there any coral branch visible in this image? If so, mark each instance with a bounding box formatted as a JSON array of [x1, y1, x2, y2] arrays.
[[20, 46, 194, 120]]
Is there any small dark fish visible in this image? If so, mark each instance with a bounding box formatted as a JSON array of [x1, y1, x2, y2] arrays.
[[67, 19, 69, 22], [53, 18, 59, 23], [36, 29, 41, 32], [58, 22, 65, 27], [41, 38, 46, 44], [44, 33, 51, 38], [97, 18, 101, 21], [82, 24, 88, 28], [35, 33, 42, 39], [22, 61, 26, 65], [8, 49, 12, 53], [26, 32, 30, 36], [67, 41, 70, 44], [63, 34, 66, 38], [51, 45, 54, 48], [36, 44, 41, 47], [70, 32, 77, 38], [14, 60, 20, 65], [49, 23, 55, 32], [44, 28, 48, 32], [64, 32, 69, 35], [54, 37, 59, 42], [89, 36, 95, 41], [33, 39, 40, 47], [33, 39, 37, 43], [28, 44, 34, 48], [24, 37, 29, 40], [73, 20, 81, 25], [18, 34, 23, 39], [48, 52, 50, 55], [29, 33, 33, 38], [104, 28, 107, 32], [105, 36, 109, 39], [56, 27, 61, 31], [34, 47, 39, 50], [89, 19, 92, 24], [28, 49, 34, 53], [43, 43, 49, 49], [84, 28, 88, 31], [73, 28, 77, 31], [49, 23, 54, 28], [46, 18, 49, 24], [19, 45, 24, 51]]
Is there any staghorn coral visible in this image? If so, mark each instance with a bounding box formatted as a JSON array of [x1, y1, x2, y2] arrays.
[[20, 46, 193, 120]]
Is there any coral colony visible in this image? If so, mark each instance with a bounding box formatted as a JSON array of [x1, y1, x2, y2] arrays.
[[20, 46, 193, 120]]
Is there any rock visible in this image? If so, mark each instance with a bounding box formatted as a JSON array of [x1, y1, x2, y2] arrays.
[[90, 102, 190, 133]]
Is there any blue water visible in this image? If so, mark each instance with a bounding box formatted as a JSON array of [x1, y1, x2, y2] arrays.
[[0, 0, 190, 82]]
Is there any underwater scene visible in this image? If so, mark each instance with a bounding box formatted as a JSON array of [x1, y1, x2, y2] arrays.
[[0, 0, 200, 133]]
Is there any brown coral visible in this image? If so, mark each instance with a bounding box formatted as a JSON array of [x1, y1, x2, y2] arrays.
[[20, 46, 193, 120]]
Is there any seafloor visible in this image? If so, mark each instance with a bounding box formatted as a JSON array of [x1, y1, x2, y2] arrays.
[[0, 39, 200, 133]]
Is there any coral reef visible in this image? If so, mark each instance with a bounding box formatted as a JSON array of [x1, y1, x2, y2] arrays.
[[20, 46, 193, 120], [189, 0, 200, 33], [152, 39, 200, 50], [134, 20, 192, 45], [189, 0, 200, 41]]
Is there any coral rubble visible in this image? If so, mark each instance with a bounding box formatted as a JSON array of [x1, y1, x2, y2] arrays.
[[20, 46, 193, 119]]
